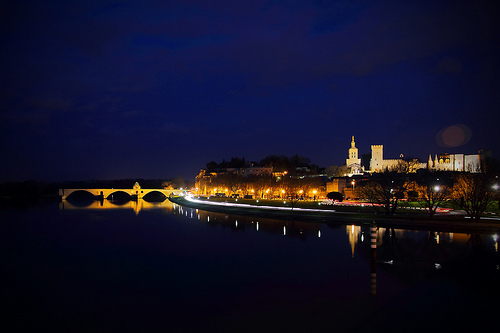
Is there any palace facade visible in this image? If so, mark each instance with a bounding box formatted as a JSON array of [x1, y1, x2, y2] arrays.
[[346, 136, 482, 174]]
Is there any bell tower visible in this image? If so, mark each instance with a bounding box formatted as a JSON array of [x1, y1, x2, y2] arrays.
[[346, 136, 362, 174]]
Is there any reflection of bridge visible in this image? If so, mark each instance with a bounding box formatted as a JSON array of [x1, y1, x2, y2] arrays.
[[58, 182, 182, 200], [59, 199, 175, 215]]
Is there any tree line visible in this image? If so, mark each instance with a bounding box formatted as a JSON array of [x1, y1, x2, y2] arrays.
[[358, 166, 499, 220], [205, 154, 325, 174]]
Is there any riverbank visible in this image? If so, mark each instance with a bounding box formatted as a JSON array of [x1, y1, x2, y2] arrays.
[[169, 196, 500, 234]]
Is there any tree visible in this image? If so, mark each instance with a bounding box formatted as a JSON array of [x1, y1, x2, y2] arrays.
[[413, 171, 453, 217], [393, 158, 421, 173], [206, 161, 218, 170], [172, 175, 186, 189], [220, 173, 243, 196], [361, 171, 410, 215], [247, 174, 273, 198], [451, 173, 496, 220], [162, 180, 174, 189], [326, 165, 348, 177], [260, 155, 290, 171]]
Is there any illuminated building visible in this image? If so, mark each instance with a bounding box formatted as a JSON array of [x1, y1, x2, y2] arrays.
[[346, 136, 363, 175], [345, 136, 482, 173]]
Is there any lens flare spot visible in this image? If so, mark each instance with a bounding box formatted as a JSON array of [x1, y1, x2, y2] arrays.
[[437, 124, 471, 147]]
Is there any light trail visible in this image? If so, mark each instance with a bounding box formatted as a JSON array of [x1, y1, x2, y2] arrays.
[[184, 195, 336, 213]]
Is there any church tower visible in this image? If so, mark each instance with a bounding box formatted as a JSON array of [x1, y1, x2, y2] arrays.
[[346, 136, 362, 174]]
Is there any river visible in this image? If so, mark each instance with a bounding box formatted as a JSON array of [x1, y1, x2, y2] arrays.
[[2, 198, 499, 332]]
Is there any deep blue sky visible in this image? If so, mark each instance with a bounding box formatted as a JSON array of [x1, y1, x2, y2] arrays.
[[1, 0, 499, 182]]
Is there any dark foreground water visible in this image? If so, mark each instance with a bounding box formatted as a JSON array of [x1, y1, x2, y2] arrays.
[[2, 199, 499, 332]]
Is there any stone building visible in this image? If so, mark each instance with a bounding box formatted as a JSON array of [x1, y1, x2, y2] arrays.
[[369, 145, 401, 173], [346, 136, 363, 175], [427, 153, 481, 172], [348, 136, 482, 173]]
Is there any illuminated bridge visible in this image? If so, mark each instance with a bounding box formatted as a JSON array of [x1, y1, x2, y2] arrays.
[[58, 182, 182, 200]]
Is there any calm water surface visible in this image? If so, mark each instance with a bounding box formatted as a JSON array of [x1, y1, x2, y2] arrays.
[[2, 199, 499, 332]]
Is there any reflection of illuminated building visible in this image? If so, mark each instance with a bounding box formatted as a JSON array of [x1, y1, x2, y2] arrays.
[[346, 225, 362, 257]]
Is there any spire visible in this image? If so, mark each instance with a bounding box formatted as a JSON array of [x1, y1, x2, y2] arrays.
[[351, 135, 355, 148]]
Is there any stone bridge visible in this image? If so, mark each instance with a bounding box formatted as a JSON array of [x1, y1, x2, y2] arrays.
[[59, 182, 182, 200]]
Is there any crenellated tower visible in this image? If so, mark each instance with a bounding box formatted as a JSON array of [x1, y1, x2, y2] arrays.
[[370, 145, 384, 172]]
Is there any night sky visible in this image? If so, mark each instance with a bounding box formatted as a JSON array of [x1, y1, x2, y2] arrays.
[[1, 0, 499, 182]]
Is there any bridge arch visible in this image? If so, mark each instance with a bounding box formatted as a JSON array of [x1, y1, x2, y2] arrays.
[[65, 190, 96, 200], [106, 190, 132, 201], [142, 190, 167, 202]]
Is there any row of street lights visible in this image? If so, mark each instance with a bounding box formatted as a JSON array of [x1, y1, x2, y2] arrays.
[[202, 187, 320, 199]]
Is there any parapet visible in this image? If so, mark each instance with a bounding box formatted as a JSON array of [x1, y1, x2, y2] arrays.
[[371, 145, 383, 150]]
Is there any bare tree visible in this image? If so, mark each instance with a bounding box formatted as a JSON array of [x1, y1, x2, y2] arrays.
[[413, 171, 453, 217], [361, 171, 409, 215], [393, 158, 421, 173], [451, 173, 495, 220]]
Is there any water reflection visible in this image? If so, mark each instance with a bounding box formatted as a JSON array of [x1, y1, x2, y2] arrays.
[[171, 202, 323, 239], [341, 221, 500, 297], [371, 226, 500, 292], [59, 199, 500, 298], [60, 198, 175, 215], [346, 224, 362, 258]]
